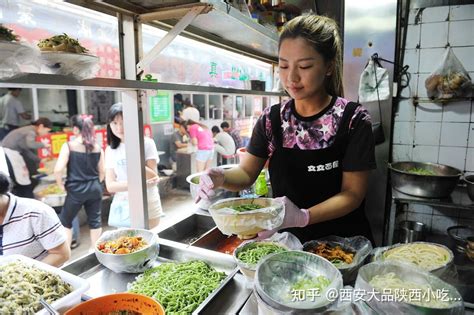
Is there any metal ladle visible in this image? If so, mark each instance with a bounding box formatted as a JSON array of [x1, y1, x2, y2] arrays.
[[39, 297, 59, 315]]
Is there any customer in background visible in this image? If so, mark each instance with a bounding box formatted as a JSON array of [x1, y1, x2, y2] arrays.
[[211, 126, 236, 163], [0, 88, 31, 140], [105, 103, 162, 229], [221, 121, 243, 150], [181, 98, 200, 122], [174, 93, 184, 123], [2, 117, 52, 177], [169, 122, 188, 170], [0, 172, 70, 267], [186, 120, 214, 172], [54, 114, 104, 250]]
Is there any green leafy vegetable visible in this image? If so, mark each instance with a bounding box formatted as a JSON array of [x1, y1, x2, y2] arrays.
[[231, 204, 263, 212], [290, 275, 331, 293], [0, 24, 18, 42], [128, 260, 226, 314], [407, 167, 436, 176], [237, 242, 287, 266]]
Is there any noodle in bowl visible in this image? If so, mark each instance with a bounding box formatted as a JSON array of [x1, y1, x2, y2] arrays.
[[377, 242, 453, 273]]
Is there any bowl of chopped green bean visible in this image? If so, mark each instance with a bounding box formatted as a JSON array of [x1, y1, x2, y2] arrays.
[[234, 240, 288, 280], [208, 197, 285, 239], [389, 161, 462, 198]]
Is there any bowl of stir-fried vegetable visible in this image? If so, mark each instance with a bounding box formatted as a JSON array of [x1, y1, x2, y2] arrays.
[[255, 250, 343, 312], [208, 197, 285, 239], [234, 240, 288, 280], [388, 161, 461, 198], [95, 228, 159, 273]]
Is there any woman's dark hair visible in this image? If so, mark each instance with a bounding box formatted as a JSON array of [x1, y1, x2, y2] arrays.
[[71, 115, 96, 152], [211, 126, 220, 134], [33, 117, 53, 129], [0, 172, 11, 195], [107, 103, 123, 149], [279, 15, 344, 97]]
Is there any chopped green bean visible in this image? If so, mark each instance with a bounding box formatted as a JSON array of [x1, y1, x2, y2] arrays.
[[128, 260, 226, 315], [237, 243, 287, 266], [231, 204, 263, 212]]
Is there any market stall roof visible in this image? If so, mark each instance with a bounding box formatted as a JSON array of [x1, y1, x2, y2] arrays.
[[70, 0, 280, 62]]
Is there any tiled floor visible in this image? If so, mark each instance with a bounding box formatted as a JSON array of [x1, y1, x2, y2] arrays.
[[69, 188, 196, 262]]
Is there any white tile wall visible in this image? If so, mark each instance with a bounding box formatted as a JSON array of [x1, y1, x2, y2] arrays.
[[432, 207, 459, 218], [450, 5, 474, 21], [469, 124, 474, 147], [466, 148, 474, 171], [401, 73, 418, 98], [412, 145, 439, 163], [431, 215, 457, 234], [409, 204, 432, 214], [418, 48, 445, 73], [393, 121, 415, 144], [395, 99, 416, 121], [417, 73, 430, 97], [422, 6, 450, 23], [459, 219, 474, 228], [452, 47, 474, 71], [392, 4, 473, 236], [407, 212, 433, 227], [440, 122, 469, 146], [449, 20, 474, 47], [420, 22, 449, 48], [409, 8, 421, 25], [442, 101, 472, 122], [438, 146, 467, 170], [415, 102, 443, 121], [404, 49, 419, 74], [414, 122, 441, 145], [392, 144, 413, 161], [406, 24, 421, 49]]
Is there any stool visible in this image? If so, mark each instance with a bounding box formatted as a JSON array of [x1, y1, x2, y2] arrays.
[[220, 153, 237, 165]]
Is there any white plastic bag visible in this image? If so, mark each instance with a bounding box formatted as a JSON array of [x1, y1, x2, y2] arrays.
[[425, 47, 472, 100], [358, 59, 391, 102], [0, 41, 41, 79]]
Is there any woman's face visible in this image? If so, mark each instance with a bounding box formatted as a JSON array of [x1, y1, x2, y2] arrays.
[[109, 114, 124, 141], [279, 37, 332, 100]]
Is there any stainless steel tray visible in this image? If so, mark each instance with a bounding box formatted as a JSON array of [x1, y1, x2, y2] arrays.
[[62, 238, 237, 314]]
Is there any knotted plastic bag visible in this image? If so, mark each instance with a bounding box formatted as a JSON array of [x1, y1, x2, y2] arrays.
[[358, 59, 391, 103], [425, 47, 472, 100]]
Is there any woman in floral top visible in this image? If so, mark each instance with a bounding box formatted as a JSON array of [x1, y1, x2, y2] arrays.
[[197, 15, 376, 244]]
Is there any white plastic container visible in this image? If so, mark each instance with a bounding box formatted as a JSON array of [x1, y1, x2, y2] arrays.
[[0, 254, 90, 314]]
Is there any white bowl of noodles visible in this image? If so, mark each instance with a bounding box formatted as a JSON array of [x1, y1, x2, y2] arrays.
[[372, 242, 453, 276], [355, 261, 464, 314]]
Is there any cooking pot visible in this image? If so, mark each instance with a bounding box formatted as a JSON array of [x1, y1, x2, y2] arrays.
[[388, 161, 461, 198]]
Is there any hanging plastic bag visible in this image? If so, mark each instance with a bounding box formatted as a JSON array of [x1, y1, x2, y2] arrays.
[[358, 59, 391, 103], [425, 47, 472, 100], [0, 41, 41, 79]]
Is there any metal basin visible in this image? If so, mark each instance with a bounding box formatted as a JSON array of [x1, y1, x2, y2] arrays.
[[388, 161, 461, 198], [158, 214, 216, 244], [465, 175, 474, 201]]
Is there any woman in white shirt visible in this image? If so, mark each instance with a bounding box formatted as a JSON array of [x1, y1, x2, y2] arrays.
[[104, 103, 162, 229]]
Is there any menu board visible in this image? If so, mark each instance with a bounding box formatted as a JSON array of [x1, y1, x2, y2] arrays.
[[149, 91, 172, 123]]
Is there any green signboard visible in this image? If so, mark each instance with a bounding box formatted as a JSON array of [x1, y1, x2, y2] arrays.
[[149, 91, 171, 123]]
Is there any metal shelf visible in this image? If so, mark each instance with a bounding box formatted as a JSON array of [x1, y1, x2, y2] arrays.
[[74, 0, 279, 61], [0, 73, 284, 96]]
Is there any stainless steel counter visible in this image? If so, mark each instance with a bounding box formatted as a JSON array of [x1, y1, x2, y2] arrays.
[[61, 213, 254, 314]]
